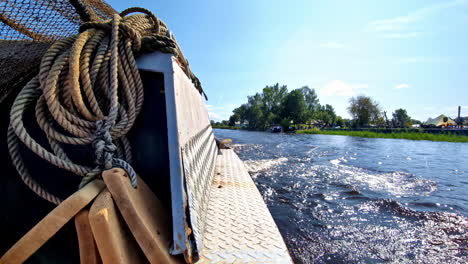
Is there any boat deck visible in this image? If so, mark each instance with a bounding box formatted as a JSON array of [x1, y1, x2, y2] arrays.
[[197, 149, 292, 264]]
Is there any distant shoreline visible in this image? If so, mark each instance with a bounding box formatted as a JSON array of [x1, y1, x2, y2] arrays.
[[297, 129, 468, 143], [211, 124, 241, 130], [212, 126, 468, 143]]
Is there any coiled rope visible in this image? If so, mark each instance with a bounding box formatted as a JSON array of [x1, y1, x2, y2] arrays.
[[7, 8, 203, 205]]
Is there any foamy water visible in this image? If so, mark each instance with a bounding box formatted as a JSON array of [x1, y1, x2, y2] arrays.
[[244, 157, 288, 173], [215, 129, 468, 264]]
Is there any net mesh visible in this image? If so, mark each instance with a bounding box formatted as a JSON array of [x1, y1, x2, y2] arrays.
[[0, 0, 116, 103]]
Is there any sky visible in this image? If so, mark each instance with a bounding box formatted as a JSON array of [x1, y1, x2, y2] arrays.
[[108, 0, 468, 121]]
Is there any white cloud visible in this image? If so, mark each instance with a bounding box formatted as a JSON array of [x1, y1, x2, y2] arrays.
[[396, 56, 447, 64], [382, 32, 422, 39], [367, 0, 467, 37], [394, 84, 410, 90], [206, 103, 237, 121], [319, 42, 345, 49], [206, 104, 215, 111], [208, 111, 222, 121], [320, 80, 368, 97], [368, 13, 422, 33]]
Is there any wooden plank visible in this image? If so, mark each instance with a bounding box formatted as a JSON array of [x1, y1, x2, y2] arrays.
[[88, 189, 146, 264], [74, 209, 101, 264], [102, 169, 182, 264], [0, 180, 105, 264]]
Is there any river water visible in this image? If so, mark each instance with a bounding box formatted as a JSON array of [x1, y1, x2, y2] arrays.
[[213, 129, 468, 264]]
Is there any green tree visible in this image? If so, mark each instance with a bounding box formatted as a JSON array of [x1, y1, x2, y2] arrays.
[[280, 118, 291, 131], [233, 104, 248, 122], [324, 104, 336, 125], [345, 119, 355, 128], [411, 119, 421, 125], [282, 89, 308, 124], [262, 83, 288, 119], [245, 93, 266, 130], [300, 86, 319, 112], [374, 116, 386, 127], [312, 104, 336, 126], [392, 108, 412, 128], [228, 113, 240, 126], [231, 84, 290, 130], [335, 116, 344, 127], [348, 95, 381, 127]]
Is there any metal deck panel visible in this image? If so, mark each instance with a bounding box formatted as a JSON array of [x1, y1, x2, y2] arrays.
[[197, 149, 292, 264]]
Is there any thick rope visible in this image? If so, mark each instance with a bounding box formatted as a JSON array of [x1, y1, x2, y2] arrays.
[[7, 8, 203, 204]]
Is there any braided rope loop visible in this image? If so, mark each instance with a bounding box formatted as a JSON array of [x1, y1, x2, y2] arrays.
[[7, 8, 204, 204]]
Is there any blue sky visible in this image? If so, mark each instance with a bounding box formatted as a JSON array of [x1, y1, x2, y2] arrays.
[[109, 0, 468, 121]]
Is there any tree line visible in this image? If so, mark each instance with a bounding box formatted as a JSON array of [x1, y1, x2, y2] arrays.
[[214, 83, 418, 131], [347, 96, 414, 128]]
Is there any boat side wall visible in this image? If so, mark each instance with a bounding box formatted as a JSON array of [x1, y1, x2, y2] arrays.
[[136, 52, 217, 259], [136, 53, 189, 255]]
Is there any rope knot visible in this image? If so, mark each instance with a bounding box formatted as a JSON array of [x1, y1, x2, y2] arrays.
[[80, 119, 138, 188], [93, 119, 115, 169]]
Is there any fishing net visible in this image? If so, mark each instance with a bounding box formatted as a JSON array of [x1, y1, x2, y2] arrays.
[[0, 0, 117, 103]]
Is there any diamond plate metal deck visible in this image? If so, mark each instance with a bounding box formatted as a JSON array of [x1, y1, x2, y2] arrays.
[[182, 125, 218, 253], [197, 149, 292, 264]]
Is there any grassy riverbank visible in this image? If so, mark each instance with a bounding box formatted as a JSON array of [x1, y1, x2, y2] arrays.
[[297, 128, 468, 143], [211, 124, 241, 130]]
